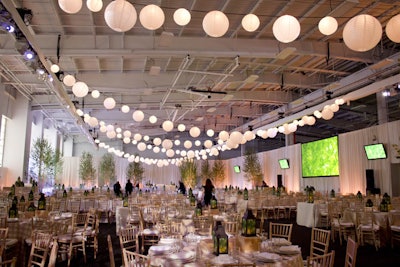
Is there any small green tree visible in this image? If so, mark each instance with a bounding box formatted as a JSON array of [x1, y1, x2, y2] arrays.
[[99, 153, 115, 187], [179, 158, 197, 189], [126, 158, 144, 186], [200, 159, 212, 184], [79, 152, 96, 187], [243, 149, 263, 187], [31, 138, 53, 186], [49, 148, 63, 184], [212, 157, 225, 187]]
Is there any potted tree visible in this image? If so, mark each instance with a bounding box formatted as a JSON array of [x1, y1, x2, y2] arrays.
[[212, 157, 225, 187], [126, 157, 144, 187], [99, 153, 115, 188], [243, 149, 263, 188], [179, 158, 197, 189], [30, 138, 53, 188], [79, 152, 96, 188]]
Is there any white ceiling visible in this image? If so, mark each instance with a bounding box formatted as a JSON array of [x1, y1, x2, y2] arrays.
[[1, 0, 400, 158]]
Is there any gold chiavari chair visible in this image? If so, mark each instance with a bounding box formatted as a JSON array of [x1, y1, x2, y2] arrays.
[[389, 211, 400, 248], [269, 222, 293, 242], [28, 231, 53, 267], [122, 248, 150, 267], [310, 228, 331, 257], [107, 235, 115, 267], [306, 250, 335, 267], [344, 237, 358, 267], [0, 257, 16, 267]]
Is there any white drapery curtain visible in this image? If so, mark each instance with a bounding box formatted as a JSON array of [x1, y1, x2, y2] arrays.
[[58, 120, 400, 195]]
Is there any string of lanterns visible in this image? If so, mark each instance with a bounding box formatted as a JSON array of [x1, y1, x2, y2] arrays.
[[58, 0, 400, 52]]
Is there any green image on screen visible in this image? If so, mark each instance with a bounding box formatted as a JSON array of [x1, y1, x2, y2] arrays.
[[278, 159, 289, 169], [301, 136, 339, 177], [364, 144, 387, 160]]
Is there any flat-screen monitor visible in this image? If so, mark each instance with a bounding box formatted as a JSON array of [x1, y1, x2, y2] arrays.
[[233, 165, 241, 173], [364, 143, 387, 160], [301, 136, 339, 177], [278, 159, 290, 169]]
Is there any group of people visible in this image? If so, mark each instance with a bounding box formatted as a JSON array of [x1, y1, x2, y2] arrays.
[[113, 179, 139, 196]]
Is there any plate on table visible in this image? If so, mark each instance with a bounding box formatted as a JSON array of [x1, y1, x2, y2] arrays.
[[166, 250, 195, 263], [211, 255, 237, 265], [148, 245, 174, 255], [7, 218, 18, 222], [158, 238, 177, 245], [254, 252, 282, 262], [271, 238, 292, 246], [276, 245, 301, 255]]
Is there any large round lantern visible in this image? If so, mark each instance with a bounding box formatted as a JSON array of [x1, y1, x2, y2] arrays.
[[174, 8, 191, 26], [343, 14, 382, 52], [149, 115, 157, 124], [162, 139, 173, 150], [218, 130, 229, 141], [162, 120, 174, 132], [202, 10, 229, 37], [318, 16, 338, 35], [139, 4, 164, 30], [91, 90, 100, 98], [132, 110, 144, 122], [273, 15, 300, 43], [104, 0, 137, 32], [63, 75, 76, 86], [189, 126, 201, 138], [72, 82, 89, 98], [137, 142, 146, 151], [177, 124, 186, 132], [104, 97, 116, 109], [241, 14, 260, 32], [386, 14, 400, 43], [58, 0, 82, 14], [86, 0, 103, 12]]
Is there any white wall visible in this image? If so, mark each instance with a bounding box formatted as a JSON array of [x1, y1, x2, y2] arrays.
[[2, 90, 29, 186]]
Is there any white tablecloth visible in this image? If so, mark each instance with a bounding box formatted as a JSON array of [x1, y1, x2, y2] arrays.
[[296, 202, 320, 228]]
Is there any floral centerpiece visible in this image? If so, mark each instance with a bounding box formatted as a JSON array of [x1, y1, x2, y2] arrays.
[[304, 186, 315, 203]]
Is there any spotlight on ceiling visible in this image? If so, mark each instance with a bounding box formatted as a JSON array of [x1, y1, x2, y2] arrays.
[[23, 49, 35, 60], [4, 24, 14, 33]]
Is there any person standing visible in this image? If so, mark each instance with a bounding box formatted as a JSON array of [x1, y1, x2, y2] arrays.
[[203, 178, 214, 206], [113, 181, 121, 196], [125, 179, 133, 195], [178, 181, 186, 195]]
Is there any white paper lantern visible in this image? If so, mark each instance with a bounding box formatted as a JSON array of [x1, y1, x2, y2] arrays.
[[132, 110, 144, 122], [202, 10, 229, 37], [139, 4, 164, 30], [244, 130, 255, 141], [184, 140, 192, 149], [76, 109, 84, 117], [218, 130, 229, 141], [313, 110, 322, 118], [195, 140, 201, 147], [173, 8, 191, 26], [104, 97, 116, 109], [298, 120, 305, 126], [187, 150, 195, 159], [117, 133, 122, 139], [58, 0, 82, 14], [121, 105, 130, 113], [149, 115, 157, 124], [174, 140, 181, 146], [204, 140, 213, 149], [206, 129, 214, 137], [386, 14, 400, 43], [147, 144, 152, 150], [91, 90, 100, 98], [123, 137, 130, 144], [177, 124, 186, 132], [307, 116, 316, 125], [267, 128, 278, 138], [116, 127, 122, 133], [162, 139, 173, 149], [153, 137, 161, 146], [321, 109, 334, 120], [100, 125, 107, 132], [106, 124, 114, 132], [134, 133, 142, 141], [343, 14, 382, 52], [106, 131, 116, 139], [63, 75, 76, 86], [273, 15, 300, 43], [137, 142, 146, 151], [330, 103, 340, 112], [241, 14, 260, 32], [288, 123, 297, 132], [156, 161, 163, 167], [72, 81, 89, 98], [123, 130, 131, 138], [104, 0, 137, 32], [180, 150, 187, 157], [318, 16, 338, 35], [261, 130, 268, 139], [50, 64, 60, 73], [229, 131, 243, 144], [335, 98, 345, 105], [189, 126, 201, 138], [153, 146, 160, 153], [86, 0, 103, 12], [162, 120, 174, 132], [88, 117, 98, 127], [166, 149, 175, 158]]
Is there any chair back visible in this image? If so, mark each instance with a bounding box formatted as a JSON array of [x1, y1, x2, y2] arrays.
[[310, 228, 331, 257], [0, 228, 8, 259], [344, 237, 358, 267], [269, 223, 293, 241], [28, 232, 53, 267], [48, 240, 58, 267], [306, 250, 335, 267], [107, 235, 115, 267], [122, 248, 150, 267], [206, 263, 256, 267], [0, 257, 16, 267], [119, 225, 139, 254]]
